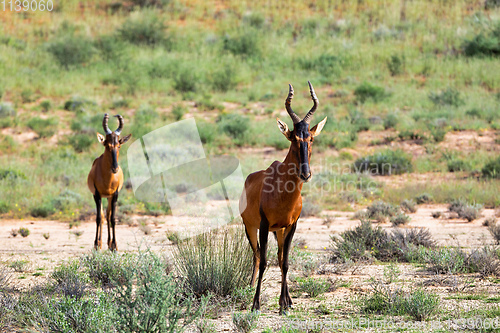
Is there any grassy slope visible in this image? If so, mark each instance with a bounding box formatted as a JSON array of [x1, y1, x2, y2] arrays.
[[0, 0, 499, 219]]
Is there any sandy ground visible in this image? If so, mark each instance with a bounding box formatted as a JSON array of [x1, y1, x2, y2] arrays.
[[0, 204, 496, 292]]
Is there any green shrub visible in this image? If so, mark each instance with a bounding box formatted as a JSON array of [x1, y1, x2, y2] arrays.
[[489, 222, 500, 245], [222, 30, 260, 58], [298, 53, 345, 77], [232, 311, 259, 333], [113, 251, 202, 333], [130, 104, 159, 138], [173, 67, 198, 92], [209, 65, 238, 92], [63, 96, 97, 112], [51, 190, 83, 211], [80, 251, 129, 287], [383, 113, 399, 129], [415, 193, 433, 204], [390, 212, 411, 227], [366, 201, 399, 222], [354, 82, 389, 103], [294, 277, 330, 297], [400, 199, 417, 213], [47, 34, 95, 69], [0, 168, 26, 180], [354, 149, 413, 175], [9, 260, 28, 272], [217, 114, 249, 141], [0, 102, 15, 118], [171, 104, 186, 121], [398, 288, 440, 321], [17, 290, 115, 333], [301, 197, 321, 217], [447, 158, 471, 172], [27, 117, 58, 138], [398, 129, 426, 141], [51, 260, 89, 299], [19, 228, 30, 237], [428, 87, 464, 107], [482, 157, 500, 178], [68, 133, 94, 152], [387, 54, 405, 76], [449, 199, 483, 222], [30, 203, 56, 218], [462, 23, 500, 57], [119, 10, 167, 46], [39, 100, 52, 112], [0, 201, 10, 214], [173, 227, 252, 297], [94, 34, 127, 63]]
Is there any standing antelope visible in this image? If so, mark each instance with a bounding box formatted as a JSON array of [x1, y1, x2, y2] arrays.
[[87, 114, 131, 251], [240, 82, 327, 314]]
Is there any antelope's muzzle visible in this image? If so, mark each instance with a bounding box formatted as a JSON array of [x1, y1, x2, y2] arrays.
[[111, 149, 119, 174], [299, 142, 311, 182]]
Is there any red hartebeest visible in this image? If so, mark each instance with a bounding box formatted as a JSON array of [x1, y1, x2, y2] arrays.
[[87, 114, 131, 251], [240, 82, 327, 314]]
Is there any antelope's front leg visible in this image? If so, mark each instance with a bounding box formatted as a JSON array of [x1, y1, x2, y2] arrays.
[[93, 190, 102, 250], [108, 191, 119, 251], [252, 215, 269, 311], [279, 223, 297, 314]]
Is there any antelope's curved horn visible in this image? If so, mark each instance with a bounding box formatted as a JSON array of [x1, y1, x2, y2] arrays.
[[285, 84, 301, 125], [114, 115, 124, 135], [302, 81, 319, 124], [102, 113, 112, 135]]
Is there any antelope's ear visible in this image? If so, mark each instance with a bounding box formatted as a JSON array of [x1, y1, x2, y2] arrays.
[[277, 118, 292, 141], [97, 132, 105, 144], [119, 134, 132, 145], [310, 116, 327, 137]]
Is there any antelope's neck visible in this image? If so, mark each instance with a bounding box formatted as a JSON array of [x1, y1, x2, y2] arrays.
[[280, 145, 303, 189], [101, 149, 116, 171]]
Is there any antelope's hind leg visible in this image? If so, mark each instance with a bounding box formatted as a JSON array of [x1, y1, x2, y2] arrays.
[[252, 214, 269, 312], [244, 223, 260, 287], [279, 223, 297, 314]]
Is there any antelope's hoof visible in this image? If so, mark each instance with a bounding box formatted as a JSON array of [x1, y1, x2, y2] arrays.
[[279, 308, 290, 316], [251, 302, 260, 312]]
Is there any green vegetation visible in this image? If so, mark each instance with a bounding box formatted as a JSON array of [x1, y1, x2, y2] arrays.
[[354, 149, 413, 175]]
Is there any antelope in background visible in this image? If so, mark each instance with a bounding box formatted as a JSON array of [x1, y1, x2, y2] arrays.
[[240, 82, 327, 314], [87, 114, 131, 251]]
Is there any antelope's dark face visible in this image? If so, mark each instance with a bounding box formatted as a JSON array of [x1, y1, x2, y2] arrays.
[[277, 82, 327, 182], [97, 114, 131, 174]]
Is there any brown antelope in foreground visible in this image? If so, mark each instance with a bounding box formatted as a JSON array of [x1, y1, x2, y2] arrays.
[[240, 82, 327, 314], [87, 114, 131, 251]]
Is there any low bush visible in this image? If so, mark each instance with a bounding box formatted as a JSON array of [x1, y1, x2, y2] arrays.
[[0, 102, 15, 118], [360, 282, 439, 321], [383, 113, 399, 129], [50, 260, 89, 299], [113, 251, 203, 333], [390, 212, 411, 227], [47, 33, 95, 69], [27, 117, 58, 138], [294, 277, 330, 297], [63, 96, 97, 112], [488, 222, 500, 245], [449, 199, 483, 222], [222, 30, 260, 58], [366, 201, 399, 222], [173, 227, 252, 297], [30, 203, 56, 218], [462, 23, 500, 57], [118, 10, 168, 47], [171, 104, 186, 121], [428, 87, 464, 107], [80, 251, 129, 287], [68, 133, 94, 152], [482, 157, 500, 178], [19, 228, 30, 238], [387, 54, 405, 76], [217, 114, 250, 142], [301, 197, 321, 217], [400, 199, 417, 213], [354, 82, 389, 103], [232, 311, 259, 333], [415, 193, 432, 205], [447, 158, 471, 172], [354, 149, 413, 175], [298, 53, 345, 77]]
